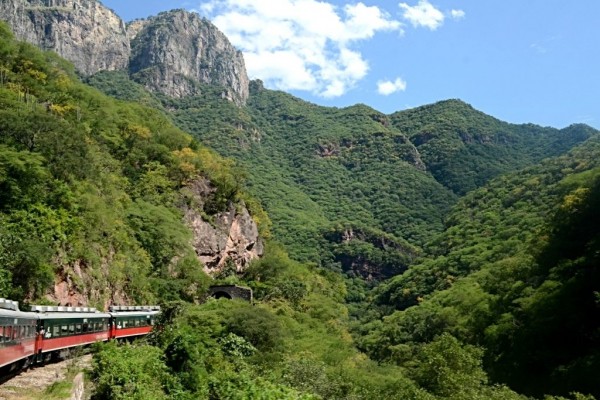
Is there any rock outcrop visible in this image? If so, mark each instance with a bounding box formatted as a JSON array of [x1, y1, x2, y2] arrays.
[[0, 2, 250, 104], [0, 0, 130, 75], [183, 179, 263, 276], [128, 10, 249, 104]]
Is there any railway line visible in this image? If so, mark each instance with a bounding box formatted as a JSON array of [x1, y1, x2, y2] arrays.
[[0, 298, 159, 379]]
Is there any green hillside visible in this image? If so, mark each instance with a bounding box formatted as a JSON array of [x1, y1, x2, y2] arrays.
[[2, 21, 600, 399], [361, 134, 600, 397], [390, 99, 595, 195], [88, 73, 458, 277], [88, 72, 595, 282], [0, 23, 251, 306]]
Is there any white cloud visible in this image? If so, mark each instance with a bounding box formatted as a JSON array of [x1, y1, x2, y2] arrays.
[[450, 9, 465, 20], [196, 0, 402, 97], [377, 78, 407, 95], [399, 0, 445, 30]]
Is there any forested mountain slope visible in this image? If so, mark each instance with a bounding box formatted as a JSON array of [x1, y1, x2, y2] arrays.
[[1, 15, 599, 398], [0, 23, 263, 307], [88, 71, 597, 281], [361, 133, 600, 398], [160, 80, 459, 278], [390, 99, 596, 195]]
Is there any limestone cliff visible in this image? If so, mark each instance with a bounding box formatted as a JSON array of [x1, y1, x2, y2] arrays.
[[0, 2, 250, 104], [182, 178, 264, 276], [0, 0, 129, 75], [128, 10, 249, 104]]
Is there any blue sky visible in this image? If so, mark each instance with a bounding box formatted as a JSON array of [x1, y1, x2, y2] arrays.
[[101, 0, 599, 129]]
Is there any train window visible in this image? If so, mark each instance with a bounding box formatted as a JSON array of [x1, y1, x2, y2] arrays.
[[76, 323, 82, 333], [53, 325, 60, 337], [61, 325, 69, 334], [82, 323, 88, 333], [134, 319, 140, 327]]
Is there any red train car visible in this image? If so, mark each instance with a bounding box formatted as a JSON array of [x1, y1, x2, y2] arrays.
[[0, 300, 161, 376], [31, 305, 111, 360], [0, 299, 38, 371], [108, 305, 161, 339]]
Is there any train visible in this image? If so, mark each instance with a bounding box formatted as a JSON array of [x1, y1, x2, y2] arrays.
[[0, 297, 160, 375]]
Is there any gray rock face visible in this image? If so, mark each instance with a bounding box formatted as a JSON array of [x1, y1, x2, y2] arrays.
[[183, 179, 264, 275], [0, 2, 250, 104], [0, 0, 130, 75], [129, 10, 249, 104]]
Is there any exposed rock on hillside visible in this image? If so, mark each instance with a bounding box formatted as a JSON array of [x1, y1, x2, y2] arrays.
[[129, 10, 249, 104], [325, 227, 419, 280], [0, 2, 250, 104], [182, 179, 263, 275], [0, 0, 130, 75]]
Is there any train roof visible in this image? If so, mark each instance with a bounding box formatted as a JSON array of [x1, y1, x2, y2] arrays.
[[0, 298, 20, 311], [36, 311, 111, 320], [109, 305, 161, 312], [28, 304, 111, 320], [109, 310, 161, 317], [0, 308, 40, 320]]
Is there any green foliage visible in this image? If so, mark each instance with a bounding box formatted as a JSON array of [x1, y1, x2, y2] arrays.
[[0, 146, 48, 209], [409, 333, 488, 398], [390, 99, 594, 195], [126, 200, 190, 270], [224, 304, 284, 353], [364, 136, 600, 398], [0, 26, 254, 304], [96, 74, 593, 283], [120, 79, 459, 271], [91, 342, 178, 400]]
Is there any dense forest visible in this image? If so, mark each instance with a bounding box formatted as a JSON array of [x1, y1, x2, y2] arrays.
[[1, 22, 599, 399]]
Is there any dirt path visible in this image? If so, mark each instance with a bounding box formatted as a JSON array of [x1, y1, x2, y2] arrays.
[[0, 355, 92, 400]]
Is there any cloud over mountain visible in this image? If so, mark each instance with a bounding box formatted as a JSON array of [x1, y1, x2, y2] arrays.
[[198, 0, 401, 97]]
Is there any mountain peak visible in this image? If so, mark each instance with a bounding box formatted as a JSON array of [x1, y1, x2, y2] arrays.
[[0, 0, 129, 75], [128, 9, 249, 104], [0, 2, 250, 104]]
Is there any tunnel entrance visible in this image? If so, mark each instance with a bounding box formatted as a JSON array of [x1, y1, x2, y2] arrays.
[[206, 285, 253, 303]]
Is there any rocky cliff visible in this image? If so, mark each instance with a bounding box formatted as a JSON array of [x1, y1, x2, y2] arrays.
[[129, 10, 249, 104], [0, 1, 250, 104], [0, 0, 129, 75], [45, 178, 264, 308], [182, 179, 264, 276]]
